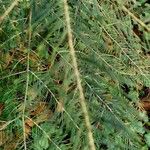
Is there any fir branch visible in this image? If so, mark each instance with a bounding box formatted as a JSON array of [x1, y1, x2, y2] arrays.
[[63, 0, 96, 150]]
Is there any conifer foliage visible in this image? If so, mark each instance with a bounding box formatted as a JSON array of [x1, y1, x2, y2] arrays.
[[0, 0, 150, 149]]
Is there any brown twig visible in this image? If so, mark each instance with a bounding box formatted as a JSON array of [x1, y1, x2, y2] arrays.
[[0, 0, 19, 25], [122, 6, 150, 32]]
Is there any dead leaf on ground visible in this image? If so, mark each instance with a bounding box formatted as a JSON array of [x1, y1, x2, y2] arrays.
[[0, 130, 8, 146], [25, 118, 34, 127], [30, 102, 47, 116], [25, 124, 31, 137], [2, 52, 14, 69], [139, 100, 150, 111]]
